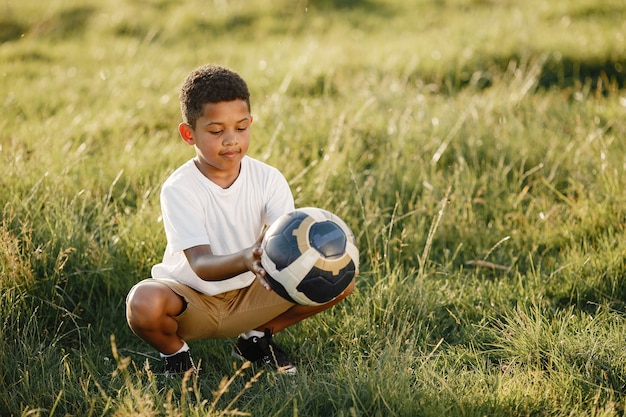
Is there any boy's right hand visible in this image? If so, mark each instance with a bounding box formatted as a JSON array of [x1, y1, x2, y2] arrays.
[[247, 232, 272, 291], [183, 231, 273, 287]]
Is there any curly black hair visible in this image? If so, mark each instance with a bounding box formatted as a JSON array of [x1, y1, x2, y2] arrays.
[[179, 64, 251, 128]]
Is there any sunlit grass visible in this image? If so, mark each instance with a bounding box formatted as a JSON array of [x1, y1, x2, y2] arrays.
[[1, 0, 626, 415]]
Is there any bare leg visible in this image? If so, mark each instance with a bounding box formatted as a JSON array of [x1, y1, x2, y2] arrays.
[[126, 281, 186, 355], [257, 279, 355, 334]]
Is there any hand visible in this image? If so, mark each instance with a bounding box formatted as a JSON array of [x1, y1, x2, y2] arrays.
[[247, 233, 272, 291]]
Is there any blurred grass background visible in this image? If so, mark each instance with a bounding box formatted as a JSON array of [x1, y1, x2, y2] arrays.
[[1, 0, 626, 415]]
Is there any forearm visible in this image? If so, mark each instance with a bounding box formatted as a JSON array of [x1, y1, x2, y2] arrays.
[[190, 252, 248, 281], [185, 248, 250, 281]]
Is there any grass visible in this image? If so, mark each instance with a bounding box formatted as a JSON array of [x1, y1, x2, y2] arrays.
[[1, 0, 626, 415]]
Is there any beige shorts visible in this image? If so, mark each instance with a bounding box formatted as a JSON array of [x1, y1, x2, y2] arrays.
[[132, 278, 295, 341]]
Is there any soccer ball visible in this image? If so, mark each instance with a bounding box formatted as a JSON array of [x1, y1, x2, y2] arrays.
[[261, 207, 359, 306]]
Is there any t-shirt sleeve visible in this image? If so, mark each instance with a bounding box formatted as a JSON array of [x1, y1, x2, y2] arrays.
[[160, 181, 210, 254], [265, 169, 295, 226]]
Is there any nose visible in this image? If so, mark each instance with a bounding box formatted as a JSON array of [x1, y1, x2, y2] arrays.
[[222, 130, 238, 146]]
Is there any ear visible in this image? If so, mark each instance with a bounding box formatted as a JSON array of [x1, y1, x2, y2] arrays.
[[178, 123, 194, 145]]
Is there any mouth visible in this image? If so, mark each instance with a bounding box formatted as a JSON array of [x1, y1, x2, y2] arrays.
[[221, 150, 240, 159]]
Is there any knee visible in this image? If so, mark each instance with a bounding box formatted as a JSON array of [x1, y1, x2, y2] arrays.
[[126, 283, 170, 328]]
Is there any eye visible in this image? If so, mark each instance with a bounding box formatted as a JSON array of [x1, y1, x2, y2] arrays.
[[209, 130, 223, 135]]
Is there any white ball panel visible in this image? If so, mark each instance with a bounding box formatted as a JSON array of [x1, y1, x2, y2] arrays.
[[345, 242, 360, 270], [299, 207, 332, 222]]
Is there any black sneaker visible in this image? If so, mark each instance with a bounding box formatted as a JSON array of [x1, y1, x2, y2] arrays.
[[233, 329, 297, 374], [163, 350, 197, 378]]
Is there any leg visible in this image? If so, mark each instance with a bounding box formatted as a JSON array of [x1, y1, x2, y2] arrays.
[[232, 280, 354, 373], [126, 280, 186, 355], [258, 279, 355, 334]]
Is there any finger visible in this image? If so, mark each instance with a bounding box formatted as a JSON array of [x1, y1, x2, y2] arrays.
[[252, 260, 264, 273], [257, 274, 272, 291]]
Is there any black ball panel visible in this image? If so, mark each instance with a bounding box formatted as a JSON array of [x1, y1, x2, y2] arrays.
[[263, 233, 299, 270], [295, 261, 356, 303], [264, 214, 307, 269], [264, 275, 297, 304], [309, 221, 347, 257]]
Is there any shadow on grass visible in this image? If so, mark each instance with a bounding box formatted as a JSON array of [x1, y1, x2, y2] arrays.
[[32, 6, 96, 39], [1, 5, 96, 42], [408, 52, 626, 94]]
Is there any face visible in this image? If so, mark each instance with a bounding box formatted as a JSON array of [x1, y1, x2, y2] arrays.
[[178, 99, 252, 187]]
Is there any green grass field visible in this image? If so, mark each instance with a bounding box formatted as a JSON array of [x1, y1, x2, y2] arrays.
[[1, 0, 626, 415]]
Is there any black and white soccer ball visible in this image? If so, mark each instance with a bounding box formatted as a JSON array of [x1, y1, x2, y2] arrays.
[[261, 207, 359, 306]]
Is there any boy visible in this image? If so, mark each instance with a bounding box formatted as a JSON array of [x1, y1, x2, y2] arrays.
[[125, 64, 354, 376]]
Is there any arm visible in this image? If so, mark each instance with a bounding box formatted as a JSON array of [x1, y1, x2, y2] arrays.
[[183, 233, 271, 290]]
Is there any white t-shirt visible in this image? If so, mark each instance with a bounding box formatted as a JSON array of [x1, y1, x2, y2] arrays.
[[151, 156, 295, 295]]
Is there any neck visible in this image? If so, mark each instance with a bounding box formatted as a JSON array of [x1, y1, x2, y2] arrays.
[[193, 158, 241, 189]]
